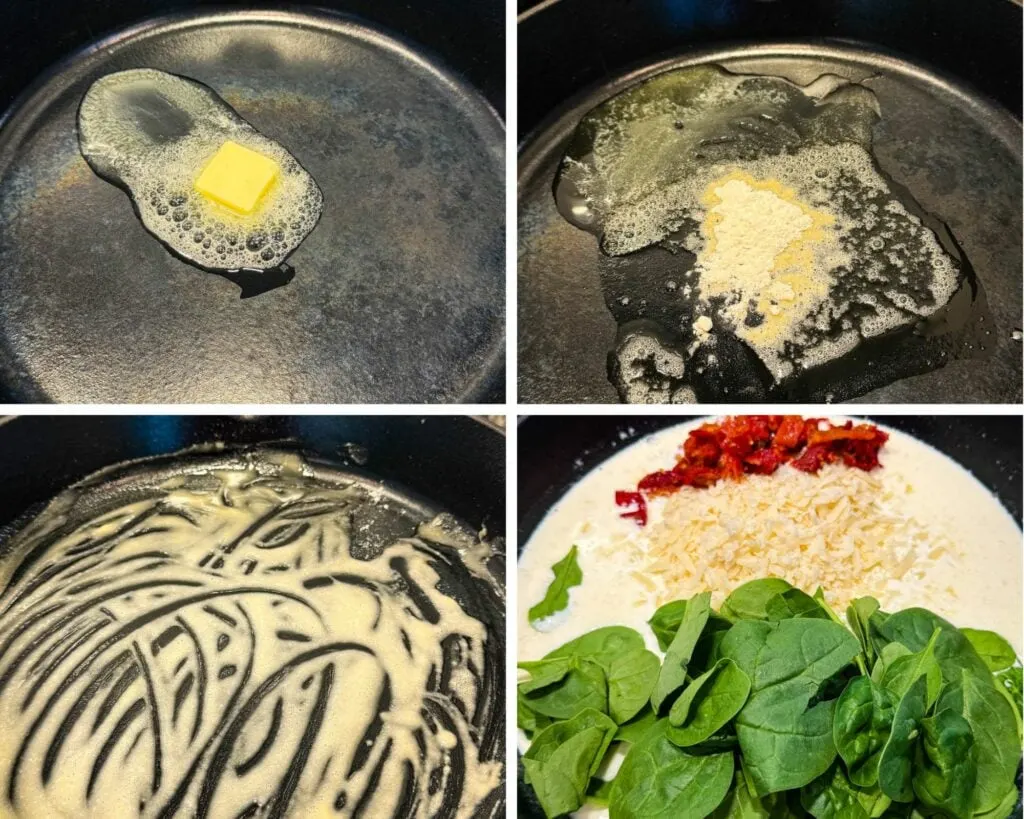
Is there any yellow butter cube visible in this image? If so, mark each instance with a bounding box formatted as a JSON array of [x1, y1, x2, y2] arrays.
[[194, 140, 279, 214]]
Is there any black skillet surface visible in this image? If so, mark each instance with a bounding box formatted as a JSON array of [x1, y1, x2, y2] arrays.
[[0, 414, 506, 816], [518, 0, 1022, 404], [517, 414, 1023, 818], [0, 6, 505, 403]]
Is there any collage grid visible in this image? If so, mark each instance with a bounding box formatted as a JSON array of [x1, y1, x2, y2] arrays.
[[0, 1, 1020, 818]]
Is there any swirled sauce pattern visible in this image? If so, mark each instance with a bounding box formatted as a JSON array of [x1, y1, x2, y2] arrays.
[[0, 458, 503, 819]]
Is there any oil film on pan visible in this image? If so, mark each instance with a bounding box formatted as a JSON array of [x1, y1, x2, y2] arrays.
[[518, 0, 1022, 404]]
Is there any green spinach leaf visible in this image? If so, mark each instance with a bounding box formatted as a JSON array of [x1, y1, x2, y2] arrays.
[[973, 785, 1019, 819], [523, 708, 618, 818], [994, 665, 1023, 739], [912, 709, 976, 819], [879, 628, 941, 707], [960, 628, 1017, 673], [518, 657, 573, 694], [711, 769, 771, 819], [878, 675, 928, 803], [524, 656, 607, 719], [609, 648, 662, 724], [877, 608, 990, 683], [649, 600, 690, 652], [615, 707, 659, 744], [801, 763, 891, 819], [871, 643, 911, 686], [766, 588, 831, 622], [847, 597, 882, 667], [528, 544, 583, 625], [936, 667, 1021, 814], [546, 625, 646, 667], [721, 578, 794, 622], [651, 591, 712, 712], [609, 720, 734, 819], [667, 658, 751, 747], [834, 676, 897, 788], [722, 618, 861, 795], [518, 688, 552, 736]]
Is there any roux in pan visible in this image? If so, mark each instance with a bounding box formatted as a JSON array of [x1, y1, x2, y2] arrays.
[[0, 455, 503, 818]]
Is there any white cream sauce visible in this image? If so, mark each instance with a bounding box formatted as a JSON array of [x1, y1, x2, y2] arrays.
[[518, 418, 1022, 816], [0, 457, 503, 819]]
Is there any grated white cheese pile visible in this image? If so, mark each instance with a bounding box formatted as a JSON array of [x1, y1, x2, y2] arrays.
[[606, 462, 962, 613]]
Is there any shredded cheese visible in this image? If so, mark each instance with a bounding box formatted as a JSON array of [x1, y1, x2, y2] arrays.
[[612, 462, 961, 612]]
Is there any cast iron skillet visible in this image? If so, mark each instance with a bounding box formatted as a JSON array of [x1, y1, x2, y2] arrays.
[[0, 414, 506, 817], [518, 0, 1023, 404], [0, 415, 505, 540], [0, 1, 505, 404], [517, 414, 1023, 817]]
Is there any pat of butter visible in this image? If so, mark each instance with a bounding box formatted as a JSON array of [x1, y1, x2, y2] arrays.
[[195, 140, 279, 214]]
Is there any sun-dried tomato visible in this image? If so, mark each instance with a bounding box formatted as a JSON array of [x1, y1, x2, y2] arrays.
[[637, 470, 683, 494], [615, 490, 647, 526], [617, 416, 887, 526], [774, 415, 807, 450], [790, 443, 834, 474], [744, 447, 785, 475], [682, 424, 721, 465]]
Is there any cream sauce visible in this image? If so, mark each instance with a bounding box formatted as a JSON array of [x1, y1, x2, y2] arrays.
[[0, 456, 502, 819]]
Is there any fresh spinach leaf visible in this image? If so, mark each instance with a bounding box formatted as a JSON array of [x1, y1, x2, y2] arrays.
[[723, 618, 861, 795], [995, 665, 1022, 708], [528, 544, 583, 625], [834, 676, 897, 788], [848, 597, 882, 667], [649, 600, 732, 674], [711, 769, 771, 819], [651, 591, 712, 712], [546, 625, 646, 667], [721, 578, 793, 622], [518, 657, 573, 694], [880, 628, 942, 708], [801, 763, 891, 819], [973, 785, 1019, 819], [877, 608, 990, 682], [878, 675, 928, 803], [523, 708, 618, 818], [994, 665, 1023, 739], [871, 643, 912, 686], [936, 667, 1021, 814], [667, 658, 751, 747], [609, 720, 734, 819], [524, 656, 607, 719], [615, 707, 659, 744], [609, 648, 662, 724], [518, 688, 552, 736], [912, 709, 976, 819], [766, 588, 831, 622], [650, 600, 690, 652], [960, 628, 1017, 673], [866, 608, 893, 661]]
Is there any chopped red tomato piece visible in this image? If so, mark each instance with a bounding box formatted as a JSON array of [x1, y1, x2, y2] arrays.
[[774, 415, 807, 450], [617, 416, 887, 526], [744, 447, 785, 475], [615, 490, 648, 526]]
